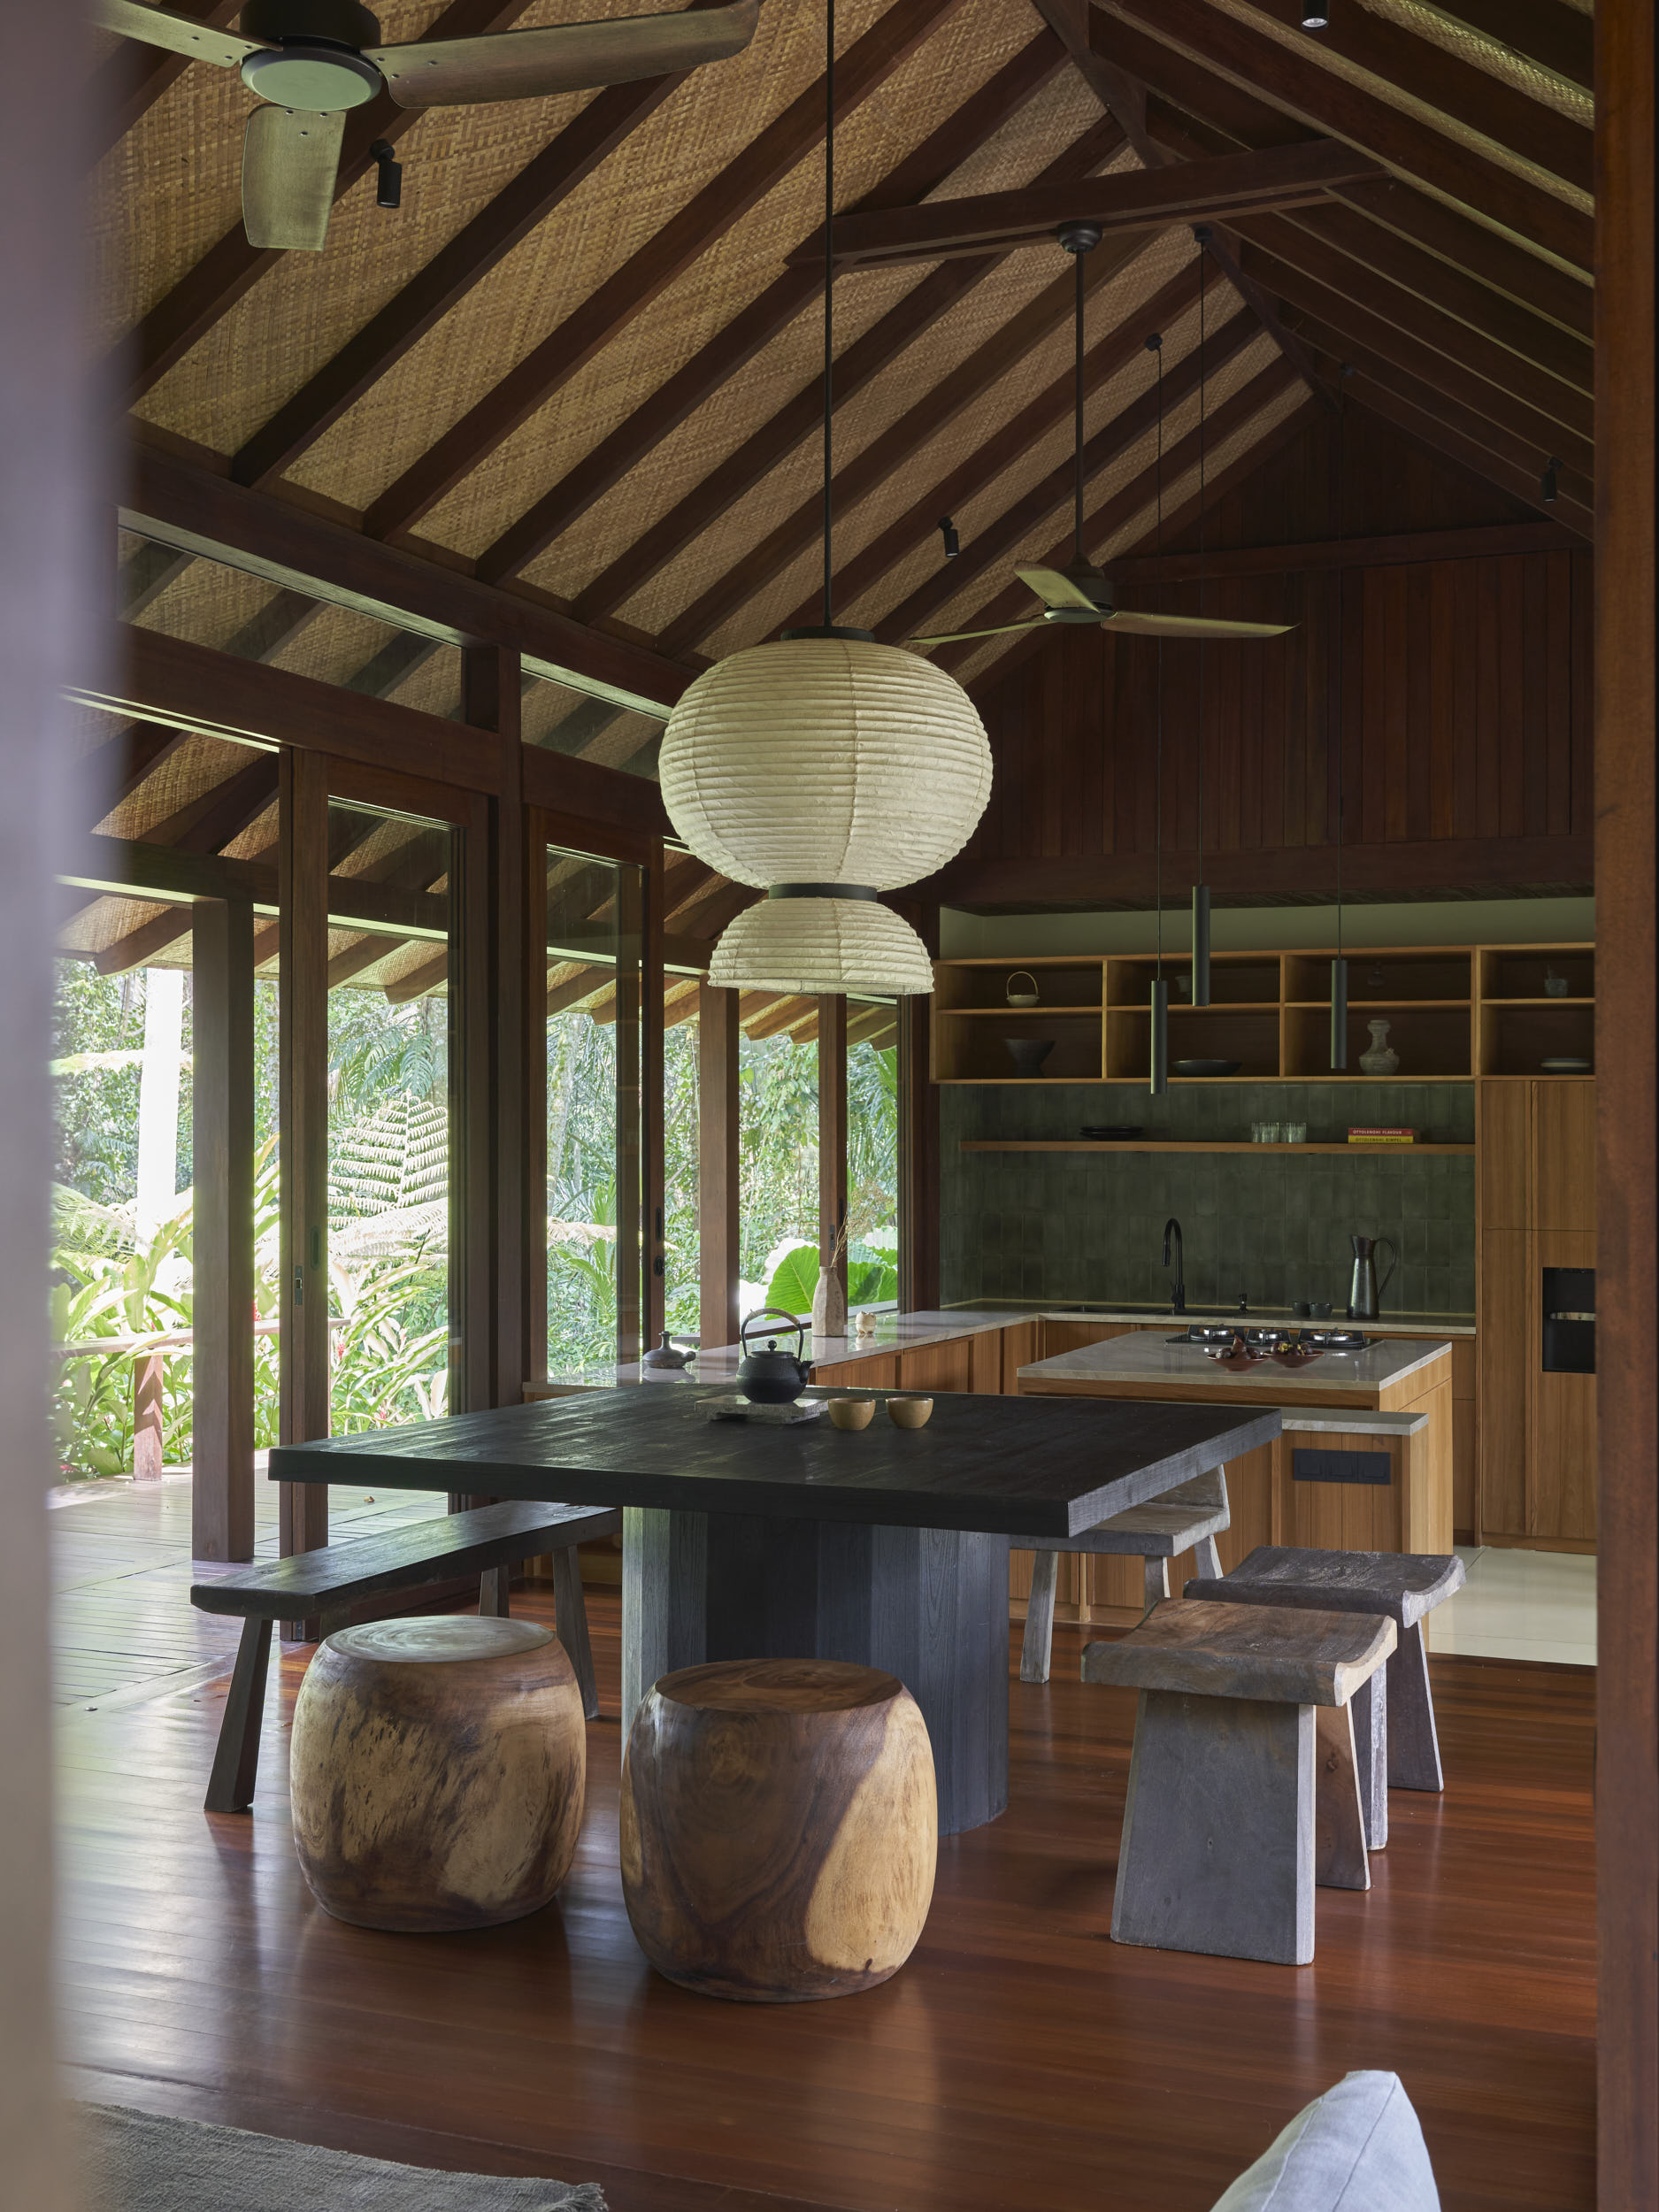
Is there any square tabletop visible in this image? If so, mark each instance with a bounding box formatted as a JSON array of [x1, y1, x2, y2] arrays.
[[269, 1386, 1281, 1540]]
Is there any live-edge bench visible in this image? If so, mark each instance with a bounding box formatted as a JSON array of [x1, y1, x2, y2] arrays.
[[189, 1500, 621, 1815]]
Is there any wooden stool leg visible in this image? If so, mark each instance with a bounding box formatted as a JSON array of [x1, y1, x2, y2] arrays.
[[1020, 1552, 1060, 1684], [552, 1546, 599, 1719], [1193, 1532, 1224, 1580], [1350, 1667, 1388, 1847], [1386, 1621, 1443, 1791], [1141, 1556, 1170, 1616], [479, 1565, 511, 1617], [1112, 1690, 1316, 1966], [1314, 1704, 1371, 1892], [204, 1616, 273, 1815]]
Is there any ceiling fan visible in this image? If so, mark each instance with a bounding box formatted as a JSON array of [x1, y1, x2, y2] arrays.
[[95, 0, 760, 251], [909, 224, 1293, 651]]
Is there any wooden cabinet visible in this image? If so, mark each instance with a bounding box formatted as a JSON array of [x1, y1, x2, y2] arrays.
[[1477, 1079, 1596, 1548]]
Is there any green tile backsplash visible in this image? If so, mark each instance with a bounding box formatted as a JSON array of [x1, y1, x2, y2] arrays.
[[939, 1083, 1477, 1316]]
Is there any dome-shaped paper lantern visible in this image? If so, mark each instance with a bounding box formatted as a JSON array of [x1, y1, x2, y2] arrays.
[[709, 896, 934, 995], [659, 637, 992, 892]]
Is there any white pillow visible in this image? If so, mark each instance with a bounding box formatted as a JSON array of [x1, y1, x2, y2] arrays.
[[1210, 2071, 1440, 2212]]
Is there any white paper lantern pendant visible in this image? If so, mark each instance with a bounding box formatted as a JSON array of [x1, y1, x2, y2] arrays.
[[657, 4, 991, 1000]]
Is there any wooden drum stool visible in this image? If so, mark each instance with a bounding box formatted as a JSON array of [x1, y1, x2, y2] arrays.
[[1083, 1599, 1396, 1966], [290, 1617, 586, 1932], [620, 1659, 937, 2002]]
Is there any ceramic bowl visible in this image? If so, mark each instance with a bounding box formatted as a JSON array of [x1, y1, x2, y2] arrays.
[[887, 1395, 933, 1429], [826, 1398, 875, 1431], [1003, 1038, 1055, 1076]]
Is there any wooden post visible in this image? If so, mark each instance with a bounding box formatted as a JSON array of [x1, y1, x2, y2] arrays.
[[898, 902, 941, 1311], [697, 983, 741, 1353], [644, 841, 667, 1348], [191, 895, 255, 1560], [1595, 0, 1656, 2192], [278, 748, 330, 1583], [818, 994, 848, 1304], [615, 867, 645, 1364], [455, 792, 494, 1419], [132, 1350, 164, 1480]]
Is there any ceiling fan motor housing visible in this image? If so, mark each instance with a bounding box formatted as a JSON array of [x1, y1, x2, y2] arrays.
[[240, 0, 384, 106]]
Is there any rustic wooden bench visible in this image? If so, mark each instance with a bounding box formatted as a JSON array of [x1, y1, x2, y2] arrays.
[[1082, 1597, 1396, 1965], [1018, 1468, 1229, 1686], [189, 1500, 621, 1815]]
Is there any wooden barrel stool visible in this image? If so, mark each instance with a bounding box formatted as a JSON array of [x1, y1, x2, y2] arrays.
[[1082, 1599, 1396, 1967], [620, 1658, 937, 2002], [290, 1617, 586, 1933]]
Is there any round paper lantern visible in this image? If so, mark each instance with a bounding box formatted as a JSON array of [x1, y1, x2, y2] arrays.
[[659, 636, 992, 892], [708, 895, 934, 995]]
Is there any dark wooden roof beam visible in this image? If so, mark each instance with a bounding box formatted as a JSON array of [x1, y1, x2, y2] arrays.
[[805, 140, 1381, 268], [474, 31, 1069, 582], [363, 0, 970, 544], [118, 540, 195, 619]]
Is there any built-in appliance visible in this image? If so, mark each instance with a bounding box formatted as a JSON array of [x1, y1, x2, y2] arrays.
[[1541, 1265, 1595, 1374]]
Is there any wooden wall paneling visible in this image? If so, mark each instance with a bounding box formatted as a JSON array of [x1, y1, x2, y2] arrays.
[[277, 748, 330, 1594], [1595, 0, 1657, 2179], [818, 995, 849, 1309], [189, 896, 255, 1563], [1479, 1228, 1531, 1540], [697, 984, 740, 1355], [1479, 1078, 1532, 1223]]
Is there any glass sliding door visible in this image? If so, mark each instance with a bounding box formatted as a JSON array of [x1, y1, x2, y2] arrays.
[[545, 843, 646, 1382], [848, 998, 901, 1311], [738, 994, 819, 1319]]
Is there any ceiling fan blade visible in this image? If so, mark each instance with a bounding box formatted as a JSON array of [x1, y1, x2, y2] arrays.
[[908, 621, 1049, 647], [91, 0, 264, 67], [1014, 565, 1101, 612], [242, 105, 346, 252], [367, 0, 759, 108], [1104, 611, 1294, 639]]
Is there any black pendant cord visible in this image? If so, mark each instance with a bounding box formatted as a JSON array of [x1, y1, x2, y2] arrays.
[[1191, 230, 1211, 1010], [1148, 329, 1169, 1098], [1331, 381, 1349, 1070], [820, 0, 835, 628], [1074, 250, 1086, 560]]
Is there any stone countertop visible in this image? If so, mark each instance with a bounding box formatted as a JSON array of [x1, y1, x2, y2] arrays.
[[1018, 1332, 1453, 1396], [945, 1300, 1477, 1340]]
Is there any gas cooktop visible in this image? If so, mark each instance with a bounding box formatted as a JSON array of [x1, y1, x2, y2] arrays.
[[1164, 1324, 1371, 1352]]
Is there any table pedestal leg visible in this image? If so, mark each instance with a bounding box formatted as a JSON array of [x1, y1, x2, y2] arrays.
[[621, 1508, 1010, 1834]]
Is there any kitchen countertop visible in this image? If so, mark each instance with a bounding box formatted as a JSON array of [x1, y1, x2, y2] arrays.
[[1018, 1331, 1452, 1396], [946, 1300, 1477, 1339]]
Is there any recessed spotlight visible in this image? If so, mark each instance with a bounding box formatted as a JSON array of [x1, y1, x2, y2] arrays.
[[1302, 0, 1329, 25]]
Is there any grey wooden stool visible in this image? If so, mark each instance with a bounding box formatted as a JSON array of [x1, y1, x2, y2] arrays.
[[1019, 1469, 1229, 1685], [1082, 1598, 1396, 1966], [1182, 1546, 1465, 1852]]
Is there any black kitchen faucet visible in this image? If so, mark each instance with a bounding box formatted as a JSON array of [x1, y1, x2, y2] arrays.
[[1164, 1217, 1186, 1314]]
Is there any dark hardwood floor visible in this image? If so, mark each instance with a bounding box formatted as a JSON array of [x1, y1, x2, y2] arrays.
[[54, 1480, 1596, 2212]]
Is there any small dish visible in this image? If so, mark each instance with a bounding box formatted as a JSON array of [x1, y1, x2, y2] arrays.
[[1541, 1056, 1591, 1073], [1079, 1125, 1144, 1141], [826, 1397, 874, 1431], [1173, 1057, 1241, 1078], [887, 1395, 933, 1429]]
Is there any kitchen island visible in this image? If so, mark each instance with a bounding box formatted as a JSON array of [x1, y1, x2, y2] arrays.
[[1018, 1332, 1454, 1583]]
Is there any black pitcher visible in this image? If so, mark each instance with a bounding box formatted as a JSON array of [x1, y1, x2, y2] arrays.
[[1348, 1234, 1398, 1319]]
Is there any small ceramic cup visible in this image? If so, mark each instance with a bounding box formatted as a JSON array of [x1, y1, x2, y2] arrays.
[[887, 1396, 933, 1430], [826, 1398, 875, 1431]]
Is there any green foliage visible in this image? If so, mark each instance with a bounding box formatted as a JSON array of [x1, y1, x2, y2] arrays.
[[764, 1242, 820, 1317]]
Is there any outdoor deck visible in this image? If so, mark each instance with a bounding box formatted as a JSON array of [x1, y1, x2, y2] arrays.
[[54, 1476, 1596, 2212]]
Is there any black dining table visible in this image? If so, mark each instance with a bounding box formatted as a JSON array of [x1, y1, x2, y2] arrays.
[[270, 1385, 1280, 1832]]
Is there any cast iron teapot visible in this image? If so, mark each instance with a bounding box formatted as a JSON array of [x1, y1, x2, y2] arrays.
[[736, 1308, 813, 1404]]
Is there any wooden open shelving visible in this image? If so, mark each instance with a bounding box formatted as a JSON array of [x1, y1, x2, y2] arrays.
[[932, 941, 1595, 1086]]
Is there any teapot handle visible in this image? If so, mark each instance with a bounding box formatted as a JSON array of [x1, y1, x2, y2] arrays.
[[1374, 1238, 1398, 1297], [740, 1305, 808, 1353]]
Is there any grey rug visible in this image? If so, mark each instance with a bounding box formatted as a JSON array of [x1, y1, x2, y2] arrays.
[[81, 2103, 608, 2211]]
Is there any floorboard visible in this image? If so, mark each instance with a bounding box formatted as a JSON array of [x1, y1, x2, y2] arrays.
[[54, 1480, 1597, 2212]]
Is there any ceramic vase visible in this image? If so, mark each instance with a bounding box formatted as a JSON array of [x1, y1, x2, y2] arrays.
[[1359, 1018, 1400, 1076], [811, 1264, 847, 1340]]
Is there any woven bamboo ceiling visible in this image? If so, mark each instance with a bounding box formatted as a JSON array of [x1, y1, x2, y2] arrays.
[[86, 0, 1594, 991]]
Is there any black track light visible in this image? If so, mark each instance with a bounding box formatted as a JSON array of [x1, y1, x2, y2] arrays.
[[938, 517, 960, 558], [1301, 0, 1329, 26], [1542, 456, 1561, 503], [370, 139, 402, 211]]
